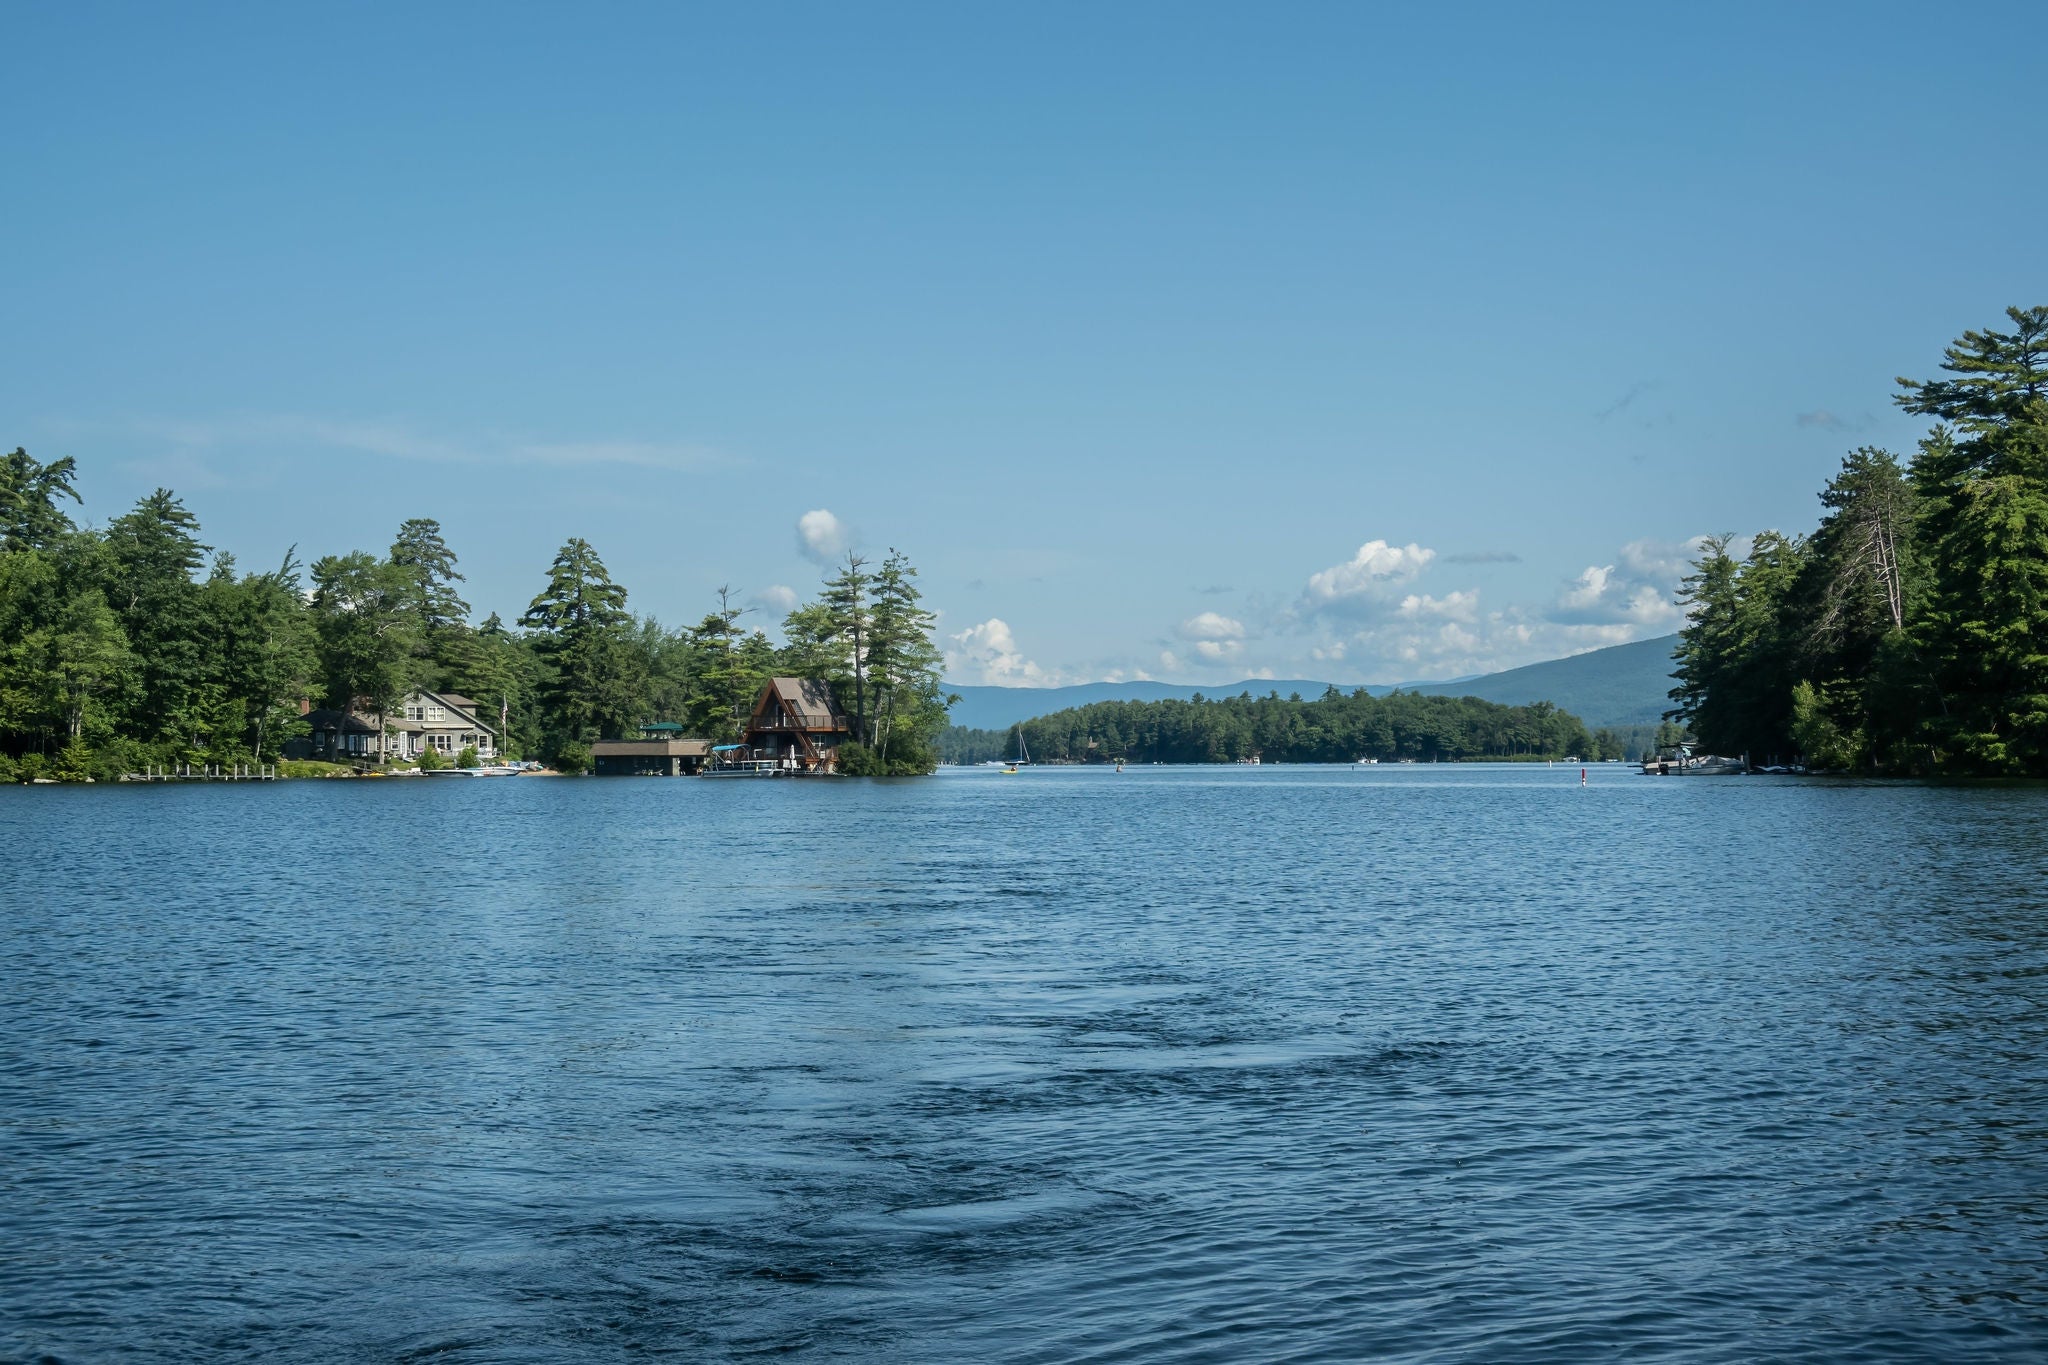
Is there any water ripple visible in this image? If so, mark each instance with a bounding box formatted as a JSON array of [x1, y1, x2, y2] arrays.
[[3, 767, 2047, 1360]]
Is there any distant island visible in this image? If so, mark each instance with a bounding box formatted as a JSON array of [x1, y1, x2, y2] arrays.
[[943, 634, 1680, 763], [943, 634, 1681, 734], [942, 690, 1632, 766]]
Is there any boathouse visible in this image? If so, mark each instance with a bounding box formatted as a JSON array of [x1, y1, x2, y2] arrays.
[[744, 678, 851, 773], [591, 722, 712, 776]]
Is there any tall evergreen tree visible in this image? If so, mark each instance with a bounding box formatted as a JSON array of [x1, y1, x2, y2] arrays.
[[209, 548, 320, 761], [687, 586, 760, 740], [1792, 448, 1924, 768], [820, 551, 873, 742], [1897, 305, 2048, 771], [1669, 532, 1806, 760], [443, 611, 543, 759], [104, 489, 210, 745], [389, 518, 470, 630], [0, 448, 81, 552], [863, 549, 948, 765], [521, 538, 632, 758]]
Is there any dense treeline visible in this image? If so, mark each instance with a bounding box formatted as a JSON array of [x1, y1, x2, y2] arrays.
[[939, 688, 1626, 765], [1670, 305, 2048, 774], [0, 455, 949, 779]]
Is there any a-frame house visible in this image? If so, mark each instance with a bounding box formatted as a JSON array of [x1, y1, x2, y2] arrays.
[[744, 677, 852, 772]]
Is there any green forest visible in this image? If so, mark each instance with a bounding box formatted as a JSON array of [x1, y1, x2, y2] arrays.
[[0, 456, 950, 780], [940, 688, 1624, 765], [1669, 305, 2048, 775]]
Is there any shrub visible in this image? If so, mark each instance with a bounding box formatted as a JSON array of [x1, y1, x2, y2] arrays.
[[278, 760, 354, 778], [1791, 680, 1860, 771], [553, 742, 591, 774], [87, 738, 144, 783], [17, 753, 47, 782], [54, 740, 93, 783], [0, 753, 16, 783], [417, 746, 448, 771], [835, 742, 882, 776], [457, 745, 479, 769], [834, 740, 937, 776]]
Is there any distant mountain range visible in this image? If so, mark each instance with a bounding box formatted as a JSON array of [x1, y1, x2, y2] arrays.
[[944, 634, 1680, 731]]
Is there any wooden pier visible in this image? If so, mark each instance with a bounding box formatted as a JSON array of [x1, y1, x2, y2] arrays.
[[125, 764, 279, 782]]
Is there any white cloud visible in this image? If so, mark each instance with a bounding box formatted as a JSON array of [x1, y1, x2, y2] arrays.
[[796, 509, 850, 564], [1178, 611, 1246, 641], [1548, 537, 1699, 628], [1398, 590, 1480, 622], [1193, 639, 1243, 661], [1619, 536, 1711, 584], [1560, 564, 1612, 610], [947, 618, 1048, 685], [1302, 539, 1436, 613], [1261, 532, 1709, 683], [751, 584, 799, 613]]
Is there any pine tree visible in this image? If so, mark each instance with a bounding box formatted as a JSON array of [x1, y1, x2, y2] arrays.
[[819, 552, 873, 743], [1790, 448, 1924, 768], [1670, 533, 1806, 760], [521, 538, 631, 755], [865, 549, 948, 767], [105, 489, 210, 744], [0, 448, 81, 552], [207, 548, 320, 761], [389, 518, 470, 630], [686, 586, 760, 740], [1897, 305, 2048, 772]]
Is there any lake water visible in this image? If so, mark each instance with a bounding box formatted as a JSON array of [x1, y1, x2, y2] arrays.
[[4, 765, 2047, 1362]]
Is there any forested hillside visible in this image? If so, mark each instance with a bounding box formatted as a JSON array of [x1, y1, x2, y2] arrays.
[[1405, 634, 1678, 725], [946, 633, 1679, 735], [1669, 304, 2048, 774], [941, 688, 1624, 765], [0, 455, 950, 779]]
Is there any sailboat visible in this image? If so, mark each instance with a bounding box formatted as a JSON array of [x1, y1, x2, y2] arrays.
[[1002, 731, 1031, 773]]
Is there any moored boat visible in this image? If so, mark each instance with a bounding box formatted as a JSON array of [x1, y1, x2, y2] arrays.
[[702, 759, 786, 778]]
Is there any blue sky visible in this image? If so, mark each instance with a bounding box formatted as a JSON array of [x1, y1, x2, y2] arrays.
[[6, 3, 2042, 686]]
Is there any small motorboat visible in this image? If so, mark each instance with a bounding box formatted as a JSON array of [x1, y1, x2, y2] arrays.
[[1640, 747, 1747, 776]]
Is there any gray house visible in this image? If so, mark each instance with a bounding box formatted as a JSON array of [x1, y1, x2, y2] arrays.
[[289, 689, 499, 763]]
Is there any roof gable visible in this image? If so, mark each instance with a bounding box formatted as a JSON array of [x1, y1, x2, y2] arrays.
[[408, 689, 496, 736], [746, 677, 849, 732], [768, 677, 845, 726]]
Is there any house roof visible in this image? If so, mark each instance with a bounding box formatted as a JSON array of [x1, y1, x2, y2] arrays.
[[409, 689, 496, 736], [640, 721, 686, 734], [304, 708, 380, 735], [590, 738, 712, 757], [763, 677, 847, 728]]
